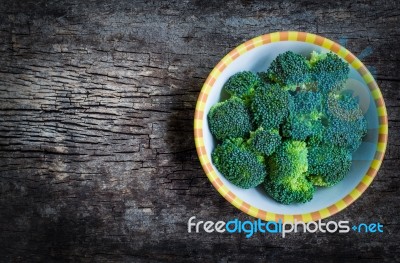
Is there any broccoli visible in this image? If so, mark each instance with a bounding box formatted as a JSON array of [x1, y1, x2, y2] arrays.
[[207, 97, 253, 141], [207, 50, 367, 206], [251, 83, 290, 130], [267, 140, 308, 179], [247, 127, 281, 156], [283, 91, 324, 140], [307, 143, 352, 187], [266, 51, 312, 90], [223, 71, 262, 99], [212, 138, 267, 189], [264, 173, 315, 205], [322, 91, 367, 151], [264, 140, 314, 204], [310, 51, 350, 93]]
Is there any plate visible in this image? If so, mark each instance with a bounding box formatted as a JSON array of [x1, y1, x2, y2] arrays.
[[194, 31, 388, 222]]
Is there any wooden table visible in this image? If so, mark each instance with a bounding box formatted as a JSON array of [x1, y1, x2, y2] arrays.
[[1, 1, 399, 262]]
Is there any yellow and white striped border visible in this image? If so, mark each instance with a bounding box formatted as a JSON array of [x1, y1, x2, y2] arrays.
[[194, 31, 388, 223]]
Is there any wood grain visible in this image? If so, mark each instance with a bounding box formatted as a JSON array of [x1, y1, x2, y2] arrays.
[[0, 0, 399, 262]]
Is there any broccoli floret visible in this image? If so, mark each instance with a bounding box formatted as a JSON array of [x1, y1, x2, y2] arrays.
[[283, 91, 324, 140], [264, 173, 315, 205], [322, 92, 367, 151], [266, 51, 312, 90], [308, 144, 352, 187], [310, 51, 350, 93], [247, 127, 281, 156], [208, 97, 253, 141], [251, 83, 290, 130], [264, 140, 314, 204], [268, 140, 308, 178], [212, 138, 267, 189], [223, 71, 262, 99]]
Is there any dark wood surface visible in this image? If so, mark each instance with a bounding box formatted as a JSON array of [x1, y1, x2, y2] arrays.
[[0, 1, 399, 262]]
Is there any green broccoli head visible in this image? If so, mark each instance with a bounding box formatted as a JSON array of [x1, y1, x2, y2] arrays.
[[283, 91, 324, 140], [264, 172, 315, 205], [308, 143, 352, 187], [212, 138, 267, 189], [267, 140, 308, 178], [322, 91, 367, 151], [223, 71, 262, 99], [247, 127, 281, 156], [264, 140, 314, 204], [251, 83, 290, 130], [208, 97, 253, 141], [310, 51, 350, 93], [266, 51, 312, 90]]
